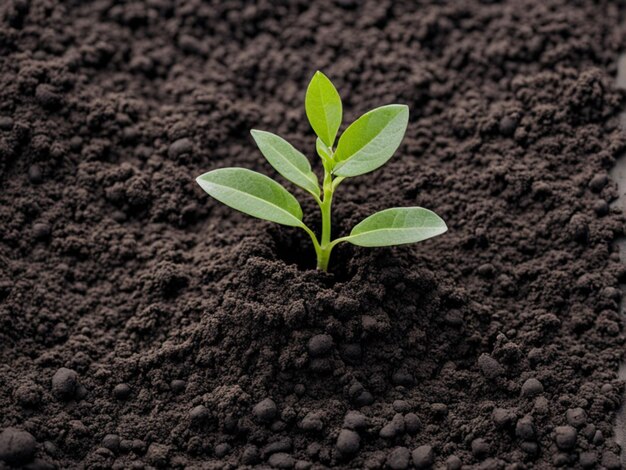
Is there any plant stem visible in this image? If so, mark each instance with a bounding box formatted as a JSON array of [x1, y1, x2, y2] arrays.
[[317, 168, 334, 271]]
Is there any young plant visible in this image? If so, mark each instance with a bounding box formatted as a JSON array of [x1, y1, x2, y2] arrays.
[[196, 71, 447, 271]]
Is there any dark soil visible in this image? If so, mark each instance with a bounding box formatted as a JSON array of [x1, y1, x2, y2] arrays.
[[1, 1, 626, 469]]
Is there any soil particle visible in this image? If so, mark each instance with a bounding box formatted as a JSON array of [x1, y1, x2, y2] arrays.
[[263, 438, 292, 457], [13, 382, 42, 408], [515, 415, 535, 440], [336, 429, 360, 456], [601, 451, 621, 469], [492, 408, 516, 429], [32, 222, 50, 240], [268, 452, 296, 468], [112, 383, 131, 400], [589, 173, 609, 192], [566, 407, 588, 428], [579, 451, 598, 468], [189, 405, 210, 423], [50, 367, 78, 401], [445, 455, 462, 469], [343, 411, 369, 430], [0, 428, 37, 466], [411, 445, 434, 469], [145, 443, 169, 467], [300, 411, 325, 433], [520, 378, 544, 397], [27, 164, 42, 184], [477, 353, 505, 379], [555, 425, 578, 450], [307, 334, 334, 357], [168, 138, 193, 160], [241, 444, 261, 465], [386, 447, 411, 470], [101, 434, 120, 453], [404, 413, 421, 435], [253, 398, 278, 423], [471, 438, 490, 459], [34, 84, 63, 110], [170, 379, 186, 393], [392, 400, 410, 413], [214, 442, 231, 458], [379, 414, 405, 439]]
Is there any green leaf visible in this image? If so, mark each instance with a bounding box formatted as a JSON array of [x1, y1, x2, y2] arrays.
[[316, 137, 332, 162], [344, 207, 447, 247], [333, 104, 409, 178], [251, 130, 319, 197], [305, 71, 342, 148], [196, 168, 304, 227]]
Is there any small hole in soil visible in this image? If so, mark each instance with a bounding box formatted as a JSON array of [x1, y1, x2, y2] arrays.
[[270, 228, 317, 271], [269, 227, 359, 281]]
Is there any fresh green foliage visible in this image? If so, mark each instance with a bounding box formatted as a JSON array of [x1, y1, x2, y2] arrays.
[[305, 71, 342, 148], [344, 207, 448, 247], [196, 168, 304, 227], [333, 104, 409, 177], [196, 72, 447, 271], [250, 130, 319, 197]]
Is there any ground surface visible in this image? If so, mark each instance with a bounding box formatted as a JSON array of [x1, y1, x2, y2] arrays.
[[1, 1, 626, 469]]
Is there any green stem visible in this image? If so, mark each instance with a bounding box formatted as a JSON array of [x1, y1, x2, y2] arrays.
[[316, 168, 334, 271]]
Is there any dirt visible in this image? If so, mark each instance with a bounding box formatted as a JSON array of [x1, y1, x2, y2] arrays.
[[1, 0, 626, 469]]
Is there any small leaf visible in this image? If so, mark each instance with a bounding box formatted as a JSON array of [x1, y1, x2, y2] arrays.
[[333, 104, 409, 178], [305, 71, 342, 148], [344, 207, 447, 247], [251, 130, 319, 197], [196, 168, 304, 227], [315, 137, 334, 171]]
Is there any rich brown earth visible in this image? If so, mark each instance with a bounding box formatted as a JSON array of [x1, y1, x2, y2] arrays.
[[1, 1, 626, 469]]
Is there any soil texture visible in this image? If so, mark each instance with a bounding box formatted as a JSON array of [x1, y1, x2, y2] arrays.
[[1, 0, 626, 469]]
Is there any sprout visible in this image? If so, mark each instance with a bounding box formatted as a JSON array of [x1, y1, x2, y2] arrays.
[[196, 72, 447, 271]]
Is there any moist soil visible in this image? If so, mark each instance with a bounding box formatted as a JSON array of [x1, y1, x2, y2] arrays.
[[1, 1, 626, 469]]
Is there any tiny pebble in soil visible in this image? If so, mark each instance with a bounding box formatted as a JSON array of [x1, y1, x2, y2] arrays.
[[379, 413, 405, 439], [189, 405, 210, 423], [241, 445, 260, 465], [0, 428, 37, 465], [51, 367, 78, 401], [412, 445, 434, 468], [387, 447, 410, 470], [343, 410, 368, 430], [515, 415, 535, 440], [170, 380, 186, 393], [214, 443, 230, 458], [268, 452, 295, 469], [307, 334, 333, 357], [520, 378, 543, 397], [168, 138, 193, 159], [113, 383, 131, 400], [404, 413, 421, 434], [565, 407, 587, 427], [446, 455, 462, 470], [336, 429, 360, 456], [253, 398, 277, 423], [471, 438, 490, 458], [102, 434, 120, 453], [554, 425, 577, 450]]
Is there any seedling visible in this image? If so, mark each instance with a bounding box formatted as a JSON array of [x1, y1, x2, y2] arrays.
[[196, 72, 447, 271]]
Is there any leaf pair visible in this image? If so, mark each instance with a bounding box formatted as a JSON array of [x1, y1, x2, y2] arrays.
[[196, 168, 447, 247], [305, 71, 409, 178]]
